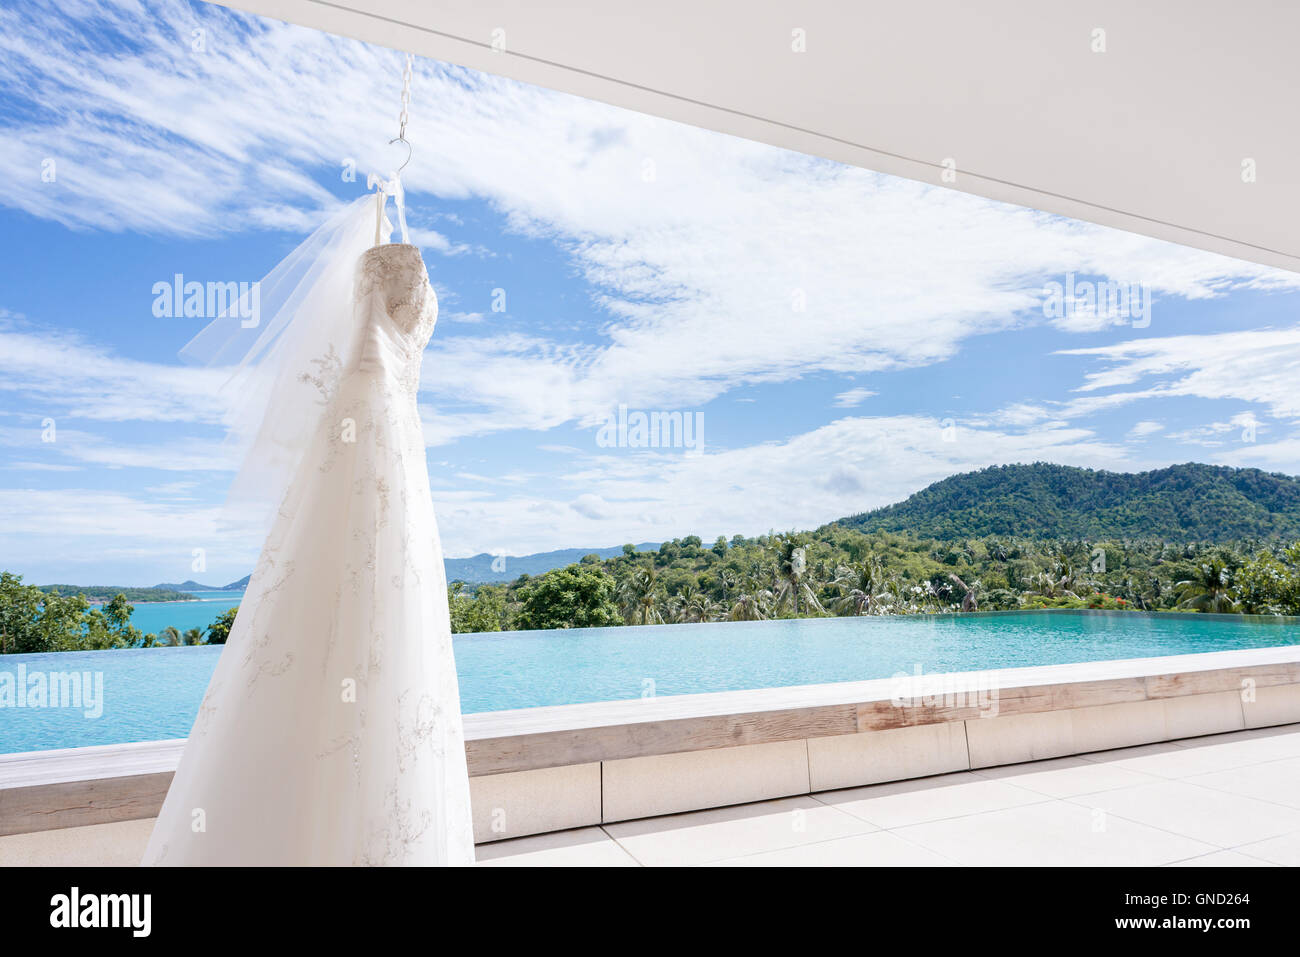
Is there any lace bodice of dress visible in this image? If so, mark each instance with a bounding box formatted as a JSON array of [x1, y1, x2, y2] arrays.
[[355, 243, 438, 352]]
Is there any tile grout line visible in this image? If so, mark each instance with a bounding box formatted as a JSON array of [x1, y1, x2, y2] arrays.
[[604, 795, 870, 867], [1162, 768, 1300, 815], [494, 724, 1300, 865], [898, 794, 1227, 866], [808, 773, 1057, 831], [874, 813, 967, 866], [596, 824, 646, 867], [706, 828, 957, 867], [1084, 749, 1300, 782], [1226, 834, 1297, 866], [1069, 723, 1300, 768], [1160, 848, 1257, 867], [597, 761, 649, 866], [1057, 785, 1280, 853]]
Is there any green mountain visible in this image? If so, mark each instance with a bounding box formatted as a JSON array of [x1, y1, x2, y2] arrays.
[[446, 543, 660, 583], [833, 463, 1300, 542], [154, 578, 249, 592], [40, 584, 194, 603]]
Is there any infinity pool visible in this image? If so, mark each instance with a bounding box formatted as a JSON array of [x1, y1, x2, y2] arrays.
[[1, 610, 1296, 755]]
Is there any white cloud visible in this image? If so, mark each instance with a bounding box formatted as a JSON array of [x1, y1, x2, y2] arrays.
[[2, 0, 1298, 574], [0, 424, 235, 472], [0, 487, 258, 584], [1213, 433, 1300, 471], [432, 415, 1132, 555], [1127, 420, 1164, 439], [1050, 307, 1134, 334], [570, 493, 614, 520], [1168, 413, 1262, 447], [1058, 329, 1300, 421], [407, 227, 482, 257], [6, 1, 1299, 451], [833, 387, 876, 408], [986, 403, 1054, 428], [0, 319, 228, 425]]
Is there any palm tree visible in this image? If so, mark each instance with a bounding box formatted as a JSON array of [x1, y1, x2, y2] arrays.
[[665, 583, 717, 623], [618, 565, 663, 625], [1175, 558, 1240, 613], [948, 573, 979, 612], [833, 557, 887, 616], [159, 626, 181, 646], [884, 578, 939, 615], [727, 585, 773, 621], [770, 533, 826, 617], [182, 627, 204, 645], [1030, 558, 1081, 600], [682, 592, 718, 623], [716, 568, 739, 603]]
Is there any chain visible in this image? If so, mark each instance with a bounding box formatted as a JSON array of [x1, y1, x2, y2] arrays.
[[397, 53, 413, 141]]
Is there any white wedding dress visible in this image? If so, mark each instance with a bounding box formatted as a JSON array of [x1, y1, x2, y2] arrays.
[[144, 192, 475, 866]]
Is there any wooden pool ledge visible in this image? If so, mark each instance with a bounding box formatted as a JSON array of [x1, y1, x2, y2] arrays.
[[3, 645, 1299, 844]]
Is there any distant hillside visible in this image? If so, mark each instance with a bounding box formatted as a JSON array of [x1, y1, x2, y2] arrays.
[[40, 584, 194, 603], [446, 543, 660, 583], [833, 463, 1300, 542], [154, 577, 249, 592], [150, 552, 658, 594]]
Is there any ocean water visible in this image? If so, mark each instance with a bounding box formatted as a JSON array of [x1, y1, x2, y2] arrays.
[[1, 610, 1295, 755], [116, 591, 243, 638]]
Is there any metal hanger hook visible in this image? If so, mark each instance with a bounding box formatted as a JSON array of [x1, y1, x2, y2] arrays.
[[388, 135, 412, 174]]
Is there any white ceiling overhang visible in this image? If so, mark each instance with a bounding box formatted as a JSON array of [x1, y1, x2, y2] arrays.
[[220, 0, 1300, 272]]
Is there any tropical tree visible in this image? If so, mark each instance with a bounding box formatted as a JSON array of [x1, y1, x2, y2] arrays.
[[206, 606, 238, 644], [727, 582, 773, 621], [1175, 557, 1240, 613], [449, 582, 508, 633], [833, 557, 887, 616], [1028, 561, 1081, 600], [617, 565, 664, 625], [770, 533, 825, 616], [716, 567, 739, 603], [948, 572, 979, 612], [515, 565, 622, 630], [1235, 548, 1300, 614], [682, 590, 718, 623]]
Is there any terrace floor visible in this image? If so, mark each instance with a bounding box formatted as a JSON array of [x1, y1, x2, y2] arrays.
[[4, 723, 1300, 867]]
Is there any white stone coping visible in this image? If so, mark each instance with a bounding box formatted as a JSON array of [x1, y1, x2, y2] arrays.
[[0, 739, 186, 791], [3, 643, 1296, 791], [462, 644, 1300, 737]]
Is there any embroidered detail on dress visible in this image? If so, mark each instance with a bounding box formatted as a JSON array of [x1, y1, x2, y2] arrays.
[[298, 345, 343, 402]]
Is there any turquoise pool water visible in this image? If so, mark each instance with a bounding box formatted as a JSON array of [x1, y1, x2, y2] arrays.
[[1, 610, 1295, 755]]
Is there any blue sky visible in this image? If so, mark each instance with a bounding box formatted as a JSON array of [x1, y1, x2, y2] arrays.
[[2, 0, 1299, 586]]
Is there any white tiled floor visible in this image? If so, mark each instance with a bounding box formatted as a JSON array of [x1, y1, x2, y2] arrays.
[[4, 724, 1298, 867], [478, 723, 1300, 866]]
